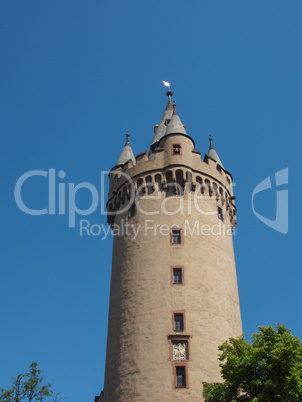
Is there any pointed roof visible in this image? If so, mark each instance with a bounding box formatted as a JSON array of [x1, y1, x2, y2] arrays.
[[207, 136, 224, 168], [165, 104, 187, 135], [116, 133, 136, 166], [151, 90, 174, 145]]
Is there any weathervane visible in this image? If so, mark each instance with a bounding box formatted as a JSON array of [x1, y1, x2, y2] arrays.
[[162, 80, 171, 90], [162, 80, 172, 97]]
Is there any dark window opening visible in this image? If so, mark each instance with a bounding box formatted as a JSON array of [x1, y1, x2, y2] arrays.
[[175, 170, 184, 196], [128, 204, 136, 219], [218, 206, 224, 222], [176, 367, 186, 388], [172, 230, 181, 244], [174, 314, 184, 331], [172, 144, 181, 155], [173, 268, 182, 284]]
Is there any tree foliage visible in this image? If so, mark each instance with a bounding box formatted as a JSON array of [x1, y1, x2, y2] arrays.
[[0, 362, 62, 402], [203, 324, 302, 402]]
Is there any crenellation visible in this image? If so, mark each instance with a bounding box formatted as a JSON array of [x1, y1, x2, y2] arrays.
[[106, 168, 237, 232], [107, 162, 237, 229], [107, 151, 235, 207]]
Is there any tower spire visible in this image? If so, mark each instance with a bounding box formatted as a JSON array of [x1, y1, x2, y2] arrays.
[[116, 132, 136, 167], [150, 91, 174, 146], [151, 91, 187, 146]]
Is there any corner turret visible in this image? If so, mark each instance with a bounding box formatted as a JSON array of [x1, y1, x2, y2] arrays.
[[206, 135, 224, 168], [116, 133, 136, 167]]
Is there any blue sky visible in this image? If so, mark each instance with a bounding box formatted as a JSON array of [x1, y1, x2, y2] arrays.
[[1, 1, 301, 400]]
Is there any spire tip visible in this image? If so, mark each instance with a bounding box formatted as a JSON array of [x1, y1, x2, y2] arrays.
[[209, 135, 214, 149]]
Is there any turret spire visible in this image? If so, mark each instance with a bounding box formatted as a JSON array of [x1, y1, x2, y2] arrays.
[[207, 135, 224, 168], [165, 103, 187, 135], [151, 90, 174, 145], [116, 132, 136, 167], [151, 91, 187, 146]]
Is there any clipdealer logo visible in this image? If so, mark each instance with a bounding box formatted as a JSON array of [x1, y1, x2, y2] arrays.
[[14, 167, 289, 236], [14, 169, 123, 228], [78, 219, 234, 240], [252, 168, 288, 234]]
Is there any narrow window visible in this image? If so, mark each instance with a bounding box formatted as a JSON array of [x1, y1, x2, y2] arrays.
[[172, 144, 182, 155], [217, 206, 224, 222], [174, 314, 184, 331], [176, 367, 186, 388], [128, 204, 136, 219], [171, 229, 182, 245], [173, 268, 182, 284]]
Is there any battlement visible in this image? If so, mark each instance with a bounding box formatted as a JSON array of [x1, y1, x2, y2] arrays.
[[108, 133, 233, 193], [107, 133, 236, 231]]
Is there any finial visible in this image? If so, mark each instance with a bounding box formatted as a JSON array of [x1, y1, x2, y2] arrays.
[[209, 135, 214, 149], [125, 131, 130, 144], [170, 102, 176, 115]]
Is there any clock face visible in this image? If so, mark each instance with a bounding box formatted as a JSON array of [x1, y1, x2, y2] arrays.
[[173, 342, 187, 360]]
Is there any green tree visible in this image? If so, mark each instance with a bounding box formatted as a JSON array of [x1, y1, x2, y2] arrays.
[[202, 324, 302, 402], [0, 362, 62, 402]]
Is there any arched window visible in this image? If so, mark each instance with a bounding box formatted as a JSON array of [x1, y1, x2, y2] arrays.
[[205, 179, 212, 196], [145, 176, 154, 195], [175, 170, 184, 196], [196, 176, 203, 193], [165, 171, 174, 198], [155, 174, 162, 192], [137, 178, 145, 197], [213, 183, 219, 200]]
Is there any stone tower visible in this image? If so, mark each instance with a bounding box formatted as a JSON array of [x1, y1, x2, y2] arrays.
[[97, 90, 242, 402]]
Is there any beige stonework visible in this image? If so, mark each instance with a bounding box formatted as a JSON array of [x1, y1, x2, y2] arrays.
[[99, 103, 242, 401]]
